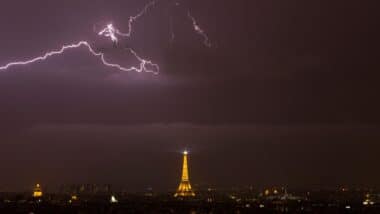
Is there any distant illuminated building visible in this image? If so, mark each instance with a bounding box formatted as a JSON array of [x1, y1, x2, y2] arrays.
[[68, 195, 78, 204], [110, 195, 118, 203], [174, 150, 195, 197], [33, 184, 43, 198], [363, 193, 375, 206]]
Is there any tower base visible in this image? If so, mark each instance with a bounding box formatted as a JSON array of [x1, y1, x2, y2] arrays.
[[174, 181, 195, 197]]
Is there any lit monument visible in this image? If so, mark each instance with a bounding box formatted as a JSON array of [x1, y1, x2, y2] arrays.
[[33, 183, 43, 198], [174, 150, 195, 197]]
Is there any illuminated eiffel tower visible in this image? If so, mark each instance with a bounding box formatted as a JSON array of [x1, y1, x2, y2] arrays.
[[174, 151, 195, 197]]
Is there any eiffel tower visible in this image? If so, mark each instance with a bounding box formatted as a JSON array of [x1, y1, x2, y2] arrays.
[[174, 151, 195, 197]]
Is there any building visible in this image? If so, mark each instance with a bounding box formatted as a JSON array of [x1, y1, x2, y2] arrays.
[[174, 150, 195, 197], [33, 184, 43, 198]]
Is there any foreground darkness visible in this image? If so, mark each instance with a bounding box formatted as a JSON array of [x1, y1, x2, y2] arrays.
[[1, 188, 380, 214], [0, 0, 379, 191]]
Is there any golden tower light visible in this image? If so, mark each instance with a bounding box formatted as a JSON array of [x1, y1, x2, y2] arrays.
[[174, 150, 195, 197], [33, 183, 43, 198]]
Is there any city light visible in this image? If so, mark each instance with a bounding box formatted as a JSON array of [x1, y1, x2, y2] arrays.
[[33, 184, 43, 198], [110, 195, 118, 203], [174, 150, 195, 197]]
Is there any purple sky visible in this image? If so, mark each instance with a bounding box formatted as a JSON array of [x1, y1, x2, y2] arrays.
[[0, 0, 379, 192]]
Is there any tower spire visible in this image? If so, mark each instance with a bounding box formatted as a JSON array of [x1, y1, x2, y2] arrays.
[[174, 150, 195, 197]]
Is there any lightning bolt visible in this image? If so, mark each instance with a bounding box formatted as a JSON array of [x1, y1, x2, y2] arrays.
[[109, 0, 157, 38], [98, 24, 119, 43], [0, 0, 211, 74], [169, 16, 175, 43], [0, 41, 159, 74], [187, 11, 211, 47], [101, 0, 212, 47]]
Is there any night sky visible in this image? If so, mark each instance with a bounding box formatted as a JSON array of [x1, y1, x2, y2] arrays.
[[0, 0, 379, 192]]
